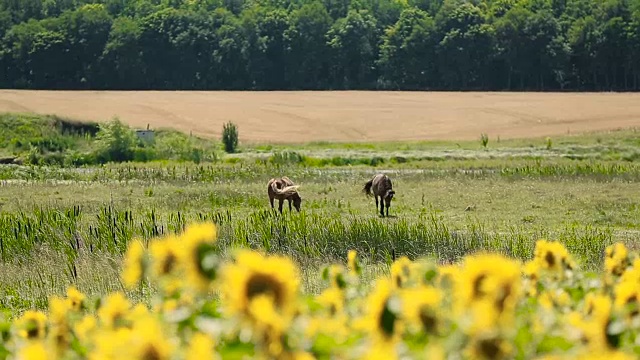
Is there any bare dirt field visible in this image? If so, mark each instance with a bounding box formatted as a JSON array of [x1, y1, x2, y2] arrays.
[[0, 90, 639, 143]]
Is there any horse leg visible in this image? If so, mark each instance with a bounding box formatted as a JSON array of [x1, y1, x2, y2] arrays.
[[386, 204, 389, 217], [269, 195, 275, 209], [278, 199, 284, 214], [375, 195, 379, 213]]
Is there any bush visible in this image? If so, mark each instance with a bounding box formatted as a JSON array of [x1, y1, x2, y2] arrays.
[[93, 118, 137, 163], [222, 122, 239, 153], [480, 133, 489, 148]]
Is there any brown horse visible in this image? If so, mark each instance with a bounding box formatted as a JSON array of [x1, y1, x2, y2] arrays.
[[267, 176, 302, 213], [363, 173, 395, 217]]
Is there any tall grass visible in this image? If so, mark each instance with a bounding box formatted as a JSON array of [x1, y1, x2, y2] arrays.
[[1, 159, 640, 185], [0, 205, 613, 270]]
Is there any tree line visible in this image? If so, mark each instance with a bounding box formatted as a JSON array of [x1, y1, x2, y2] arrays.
[[1, 0, 640, 91]]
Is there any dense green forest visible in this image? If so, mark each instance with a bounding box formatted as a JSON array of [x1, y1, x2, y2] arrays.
[[1, 0, 639, 91]]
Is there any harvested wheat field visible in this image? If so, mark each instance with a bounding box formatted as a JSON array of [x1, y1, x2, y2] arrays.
[[0, 90, 639, 143]]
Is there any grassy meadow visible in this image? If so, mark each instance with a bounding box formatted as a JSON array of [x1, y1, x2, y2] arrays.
[[0, 112, 638, 317]]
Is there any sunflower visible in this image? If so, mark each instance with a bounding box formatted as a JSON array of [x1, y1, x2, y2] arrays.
[[347, 250, 360, 276], [533, 240, 575, 275], [15, 310, 47, 340], [97, 292, 132, 329], [613, 280, 640, 321], [14, 341, 49, 360], [436, 264, 460, 291], [317, 286, 345, 316], [390, 256, 414, 289], [220, 249, 300, 320], [464, 332, 513, 360], [538, 289, 572, 311], [362, 341, 399, 360], [304, 312, 350, 346], [122, 239, 148, 289], [357, 278, 402, 345], [605, 243, 630, 278], [89, 327, 132, 360], [149, 235, 181, 281], [74, 315, 97, 343], [66, 286, 86, 312], [619, 259, 640, 284], [568, 349, 637, 360], [127, 303, 151, 323], [321, 264, 348, 290], [565, 311, 609, 351], [400, 286, 442, 335], [126, 314, 175, 360], [48, 296, 70, 325], [185, 332, 215, 360], [464, 299, 503, 336], [47, 296, 72, 356], [248, 294, 291, 357], [455, 253, 521, 316], [177, 222, 219, 293], [523, 260, 541, 296], [584, 293, 612, 322]]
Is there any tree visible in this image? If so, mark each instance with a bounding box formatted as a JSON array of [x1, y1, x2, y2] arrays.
[[378, 8, 437, 88], [63, 4, 113, 87], [327, 9, 379, 88], [256, 8, 291, 89], [98, 17, 145, 89], [435, 2, 496, 89], [494, 6, 533, 89], [286, 1, 332, 88]]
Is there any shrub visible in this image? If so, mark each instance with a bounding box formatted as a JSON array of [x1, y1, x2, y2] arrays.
[[93, 118, 137, 163], [222, 121, 239, 153], [480, 133, 489, 148]]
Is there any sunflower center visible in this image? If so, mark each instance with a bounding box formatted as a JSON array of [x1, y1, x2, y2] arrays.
[[395, 275, 402, 288], [378, 299, 396, 338], [494, 284, 512, 313], [142, 344, 162, 360], [544, 251, 555, 267], [246, 273, 284, 308], [162, 253, 177, 274], [472, 274, 487, 299], [26, 324, 41, 339], [419, 307, 437, 333], [477, 338, 503, 358]]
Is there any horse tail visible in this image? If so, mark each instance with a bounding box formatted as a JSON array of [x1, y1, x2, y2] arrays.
[[281, 176, 294, 186], [363, 179, 374, 196], [274, 185, 300, 196]]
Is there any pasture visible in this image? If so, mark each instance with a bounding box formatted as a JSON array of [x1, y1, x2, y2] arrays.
[[0, 123, 639, 313]]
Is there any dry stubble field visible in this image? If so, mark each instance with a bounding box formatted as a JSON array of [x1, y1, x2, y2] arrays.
[[1, 90, 639, 143]]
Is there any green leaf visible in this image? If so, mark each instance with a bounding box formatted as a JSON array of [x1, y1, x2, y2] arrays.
[[537, 335, 573, 353]]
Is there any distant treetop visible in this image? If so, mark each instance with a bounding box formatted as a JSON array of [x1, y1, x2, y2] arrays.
[[1, 0, 640, 91]]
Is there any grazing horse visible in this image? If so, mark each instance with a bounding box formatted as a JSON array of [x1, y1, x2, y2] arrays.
[[363, 173, 395, 217], [267, 176, 302, 213]]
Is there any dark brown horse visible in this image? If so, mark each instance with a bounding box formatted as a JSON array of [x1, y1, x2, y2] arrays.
[[363, 173, 395, 217], [267, 176, 302, 213]]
